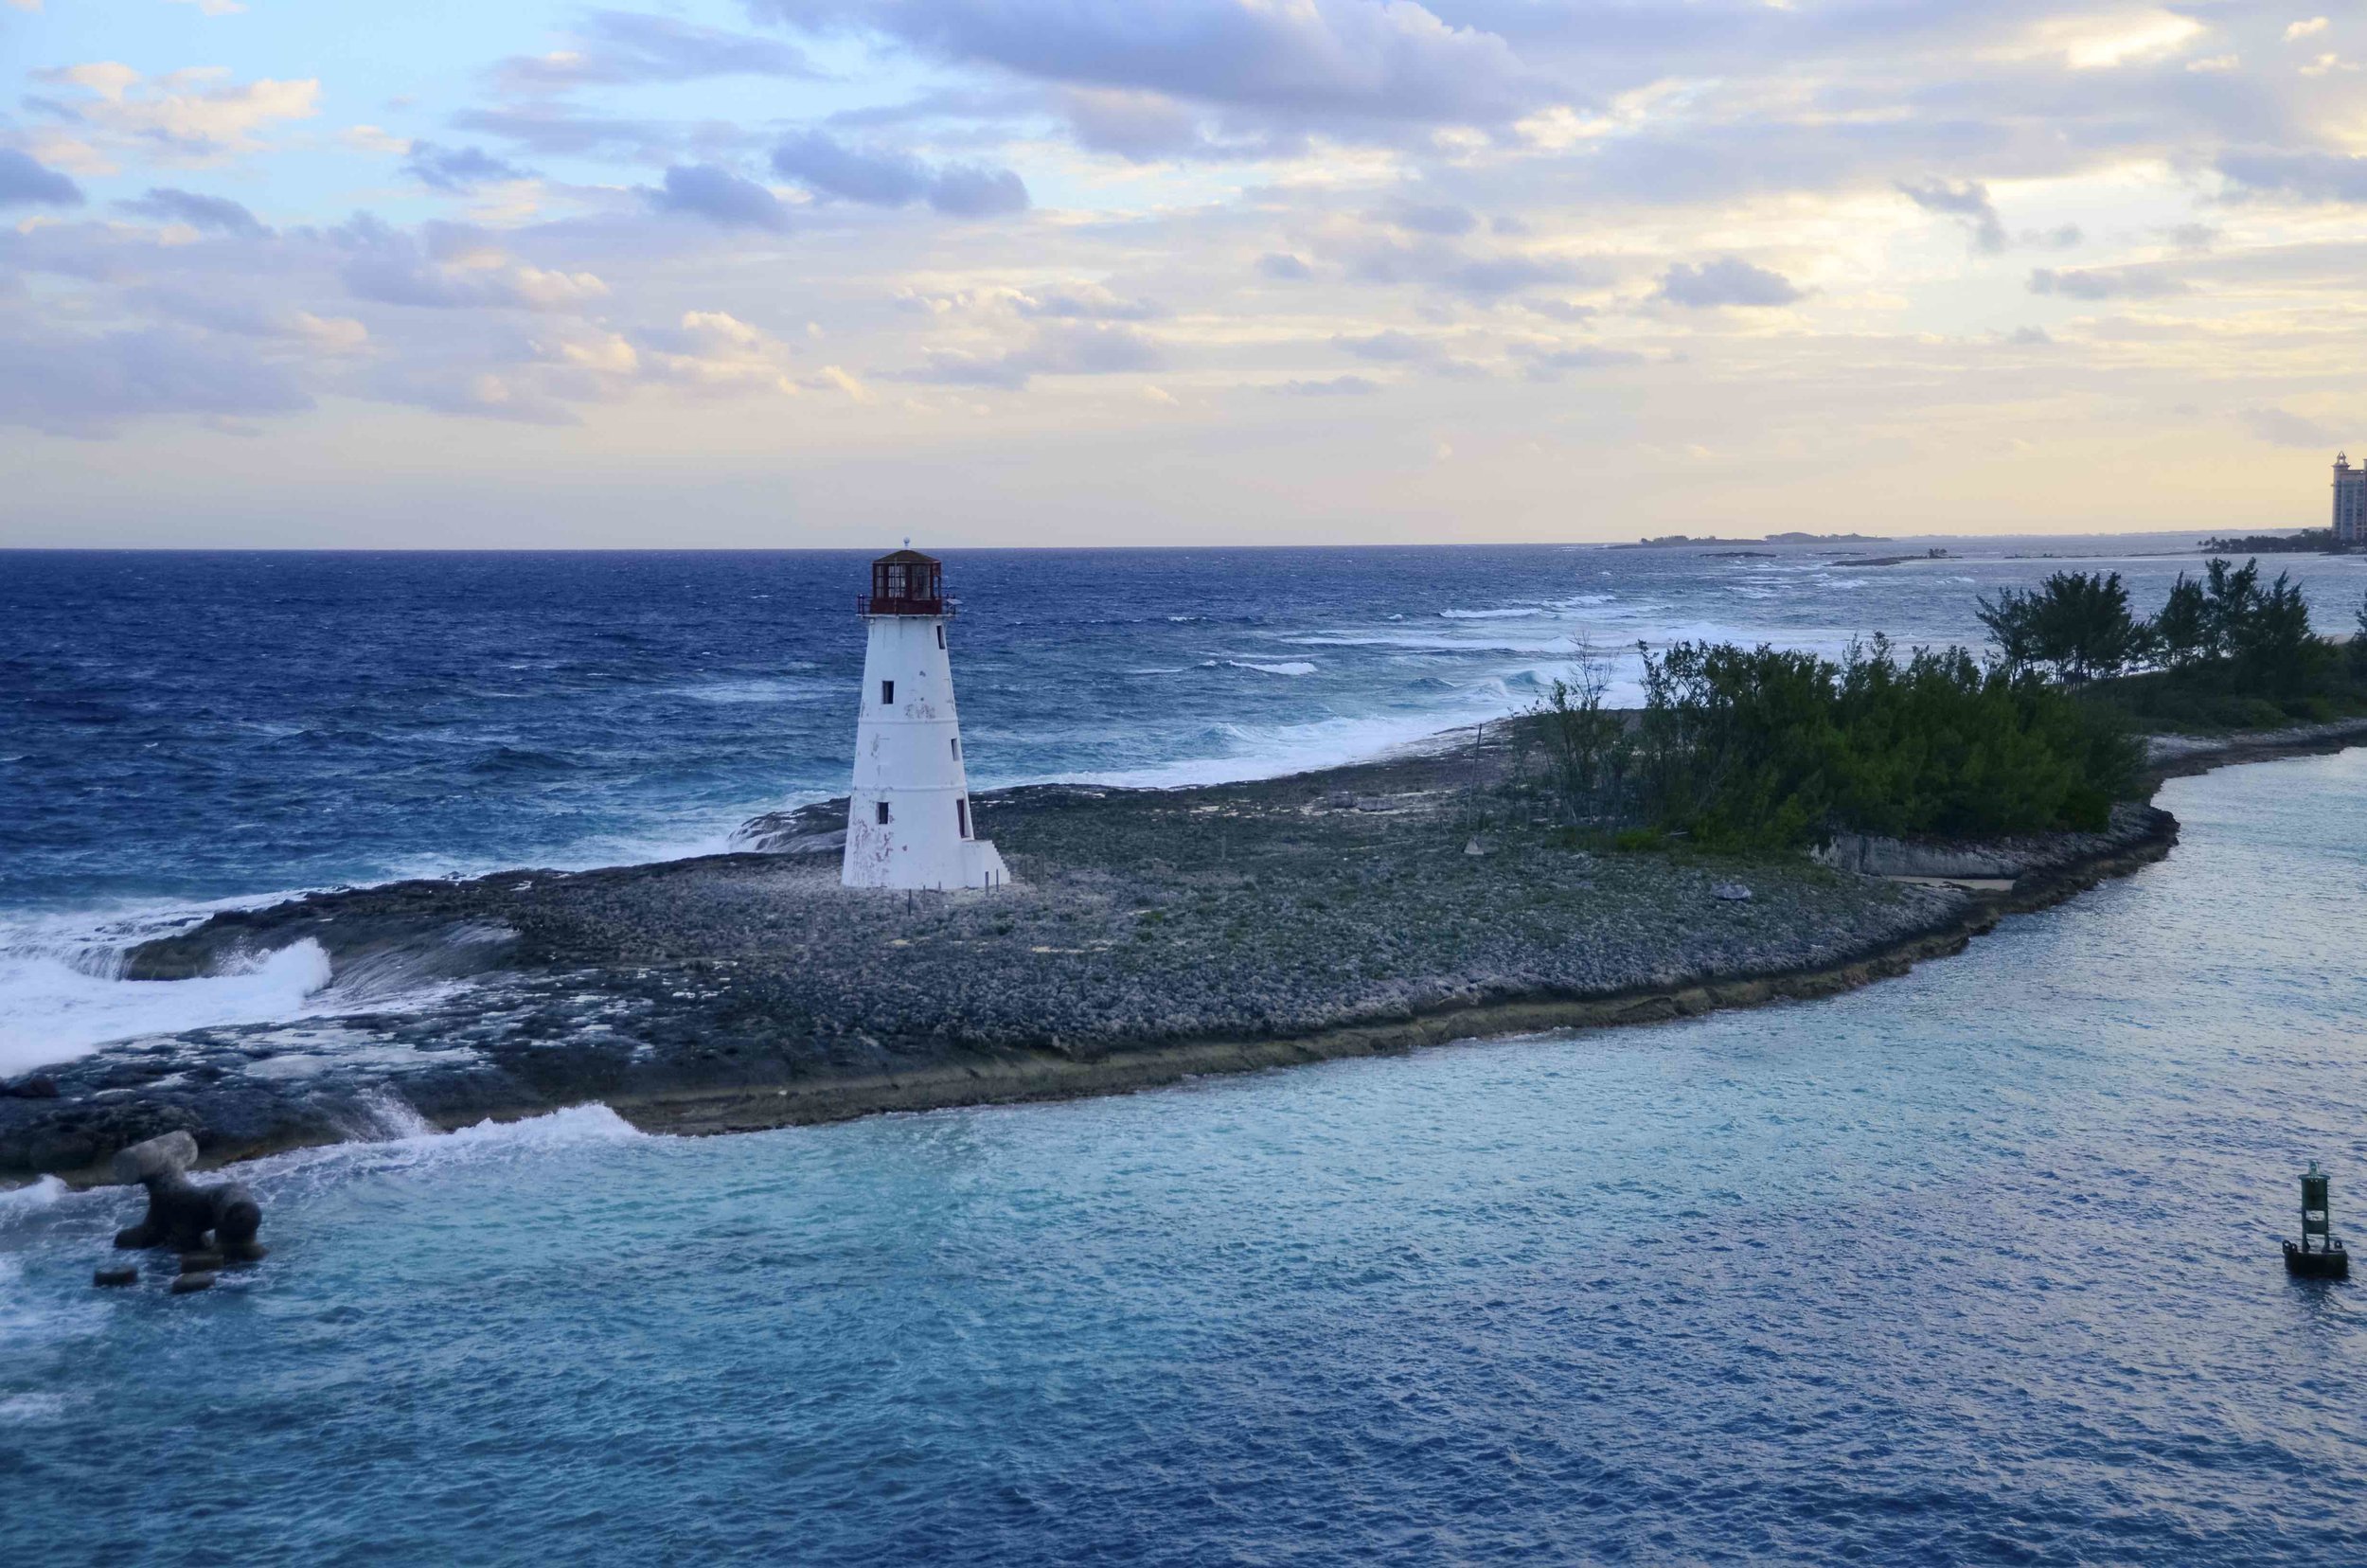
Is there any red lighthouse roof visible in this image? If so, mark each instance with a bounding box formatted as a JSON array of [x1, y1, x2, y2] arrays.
[[861, 548, 946, 615]]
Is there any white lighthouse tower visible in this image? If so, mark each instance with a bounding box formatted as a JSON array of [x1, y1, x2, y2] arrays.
[[842, 548, 1008, 890]]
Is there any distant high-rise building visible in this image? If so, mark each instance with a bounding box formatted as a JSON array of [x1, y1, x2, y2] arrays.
[[2335, 453, 2367, 545]]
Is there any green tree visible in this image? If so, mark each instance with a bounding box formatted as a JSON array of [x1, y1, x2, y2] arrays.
[[2199, 557, 2261, 658], [2150, 574, 2212, 668], [1531, 638, 1629, 826], [1978, 571, 2143, 683], [2228, 568, 2322, 691]]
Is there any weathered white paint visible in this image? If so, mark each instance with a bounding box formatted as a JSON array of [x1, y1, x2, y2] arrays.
[[842, 612, 1008, 889]]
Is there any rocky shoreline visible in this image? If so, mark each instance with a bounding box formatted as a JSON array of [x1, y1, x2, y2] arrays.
[[9, 713, 2334, 1186]]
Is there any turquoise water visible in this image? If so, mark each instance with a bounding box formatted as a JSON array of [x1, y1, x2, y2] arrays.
[[4, 753, 2364, 1565]]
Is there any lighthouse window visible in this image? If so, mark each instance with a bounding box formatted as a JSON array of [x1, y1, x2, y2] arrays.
[[881, 680, 894, 704], [950, 738, 960, 758], [935, 624, 945, 650], [876, 801, 891, 825], [956, 798, 969, 838]]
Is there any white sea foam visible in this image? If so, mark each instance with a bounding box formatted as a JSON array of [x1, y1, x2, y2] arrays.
[[1437, 607, 1547, 620], [1053, 710, 1499, 791], [1205, 658, 1318, 677], [0, 1175, 69, 1216], [0, 938, 334, 1076], [680, 675, 834, 704], [251, 1101, 649, 1196], [0, 1393, 70, 1424]]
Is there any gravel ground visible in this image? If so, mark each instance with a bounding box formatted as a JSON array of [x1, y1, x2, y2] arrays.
[[0, 726, 2173, 1182]]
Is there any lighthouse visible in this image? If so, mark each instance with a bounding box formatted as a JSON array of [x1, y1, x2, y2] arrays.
[[842, 548, 1008, 890]]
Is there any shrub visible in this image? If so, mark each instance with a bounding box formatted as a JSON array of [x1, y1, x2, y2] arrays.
[[1631, 636, 2139, 849]]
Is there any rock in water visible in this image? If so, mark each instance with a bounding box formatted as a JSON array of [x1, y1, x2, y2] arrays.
[[93, 1265, 138, 1288], [1712, 882, 1753, 902], [169, 1272, 216, 1295], [110, 1131, 265, 1259], [111, 1131, 198, 1185]]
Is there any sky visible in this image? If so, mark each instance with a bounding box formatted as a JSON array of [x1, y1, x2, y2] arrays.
[[4, 1, 2367, 547]]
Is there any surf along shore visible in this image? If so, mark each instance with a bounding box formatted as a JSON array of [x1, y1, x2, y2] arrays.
[[6, 716, 2362, 1185]]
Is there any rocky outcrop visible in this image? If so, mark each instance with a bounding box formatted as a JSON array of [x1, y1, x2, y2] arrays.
[[1813, 803, 2169, 882], [1, 725, 2201, 1185]]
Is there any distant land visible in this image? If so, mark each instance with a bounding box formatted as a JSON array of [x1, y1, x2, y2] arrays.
[[1612, 532, 1895, 548], [2198, 529, 2349, 555]]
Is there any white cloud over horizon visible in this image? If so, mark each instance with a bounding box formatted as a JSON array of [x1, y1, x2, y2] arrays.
[[3, 0, 2367, 544]]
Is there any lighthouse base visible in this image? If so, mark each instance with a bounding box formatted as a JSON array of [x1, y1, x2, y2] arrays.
[[962, 839, 1010, 890], [2283, 1240, 2349, 1279], [841, 826, 1009, 891]]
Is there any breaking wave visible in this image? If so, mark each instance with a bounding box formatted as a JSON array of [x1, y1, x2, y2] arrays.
[[0, 938, 334, 1077]]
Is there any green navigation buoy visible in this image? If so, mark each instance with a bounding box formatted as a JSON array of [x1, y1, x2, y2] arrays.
[[2283, 1162, 2350, 1280]]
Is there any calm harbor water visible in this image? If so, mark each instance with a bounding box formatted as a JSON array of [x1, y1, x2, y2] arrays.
[[3, 752, 2361, 1564]]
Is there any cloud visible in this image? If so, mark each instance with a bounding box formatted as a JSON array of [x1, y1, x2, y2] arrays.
[[1512, 341, 1644, 379], [403, 142, 535, 192], [1380, 201, 1478, 237], [447, 104, 697, 160], [634, 309, 801, 394], [1257, 252, 1313, 280], [0, 324, 310, 437], [1658, 258, 1803, 308], [27, 63, 319, 165], [646, 165, 792, 232], [1896, 177, 2005, 253], [1060, 86, 1201, 158], [495, 10, 817, 90], [903, 321, 1165, 387], [2217, 149, 2367, 204], [127, 285, 365, 349], [1272, 375, 1379, 396], [768, 131, 1028, 217], [926, 162, 1028, 217], [2285, 18, 2330, 43], [769, 131, 926, 205], [1332, 329, 1432, 362], [0, 148, 83, 207], [116, 187, 268, 236], [2017, 9, 2204, 71], [746, 0, 1541, 128], [336, 215, 612, 309], [2027, 263, 2187, 300], [1331, 229, 1590, 299], [2239, 406, 2340, 448], [165, 0, 247, 13], [1012, 283, 1162, 320]]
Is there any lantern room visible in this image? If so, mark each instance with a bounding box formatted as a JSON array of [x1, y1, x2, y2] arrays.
[[861, 549, 945, 616]]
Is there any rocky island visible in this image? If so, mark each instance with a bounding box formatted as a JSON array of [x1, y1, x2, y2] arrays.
[[0, 718, 2222, 1185]]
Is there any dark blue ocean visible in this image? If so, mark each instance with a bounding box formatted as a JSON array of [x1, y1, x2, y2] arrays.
[[3, 543, 2366, 1564]]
